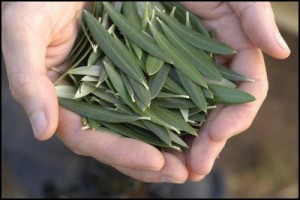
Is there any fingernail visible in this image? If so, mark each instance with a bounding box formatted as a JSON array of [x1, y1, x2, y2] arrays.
[[29, 111, 47, 139], [161, 176, 181, 184], [274, 31, 290, 51]]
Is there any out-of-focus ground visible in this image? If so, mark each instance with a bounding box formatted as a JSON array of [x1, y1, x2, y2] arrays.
[[1, 2, 299, 198]]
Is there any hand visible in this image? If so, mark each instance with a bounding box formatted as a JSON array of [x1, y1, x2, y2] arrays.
[[1, 2, 186, 183], [179, 2, 291, 181]]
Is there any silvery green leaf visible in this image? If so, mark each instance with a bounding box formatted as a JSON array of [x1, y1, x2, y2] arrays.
[[55, 85, 77, 99], [69, 65, 101, 76], [74, 82, 95, 99]]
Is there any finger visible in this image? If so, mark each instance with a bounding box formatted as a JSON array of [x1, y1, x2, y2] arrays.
[[230, 2, 290, 59], [183, 137, 206, 181], [115, 151, 188, 183], [2, 9, 58, 141], [56, 107, 165, 171], [189, 108, 227, 175], [209, 48, 268, 142]]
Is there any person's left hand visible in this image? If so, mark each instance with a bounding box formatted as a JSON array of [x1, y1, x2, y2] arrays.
[[172, 2, 291, 181]]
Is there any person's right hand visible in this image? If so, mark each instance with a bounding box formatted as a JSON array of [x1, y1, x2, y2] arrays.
[[2, 2, 187, 183]]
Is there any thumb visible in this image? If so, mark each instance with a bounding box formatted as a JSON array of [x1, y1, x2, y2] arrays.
[[230, 2, 291, 59], [2, 13, 58, 141]]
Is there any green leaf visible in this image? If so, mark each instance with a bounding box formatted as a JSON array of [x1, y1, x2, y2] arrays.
[[81, 76, 99, 82], [120, 72, 136, 102], [103, 60, 132, 105], [189, 108, 203, 116], [141, 2, 152, 30], [169, 130, 189, 148], [143, 121, 172, 145], [158, 18, 222, 80], [69, 65, 101, 76], [101, 122, 170, 147], [152, 97, 197, 109], [58, 98, 149, 123], [74, 82, 95, 99], [146, 55, 165, 75], [203, 87, 214, 99], [149, 63, 170, 98], [123, 2, 142, 29], [151, 105, 197, 135], [205, 77, 237, 88], [209, 85, 256, 104], [156, 92, 189, 99], [55, 85, 77, 99], [88, 50, 103, 66], [161, 2, 210, 37], [215, 63, 255, 82], [164, 77, 188, 95], [128, 77, 152, 108], [180, 108, 189, 122], [148, 19, 208, 88], [176, 69, 208, 112], [156, 9, 236, 55], [102, 2, 171, 62], [189, 112, 206, 122], [83, 10, 148, 88], [91, 87, 121, 105]]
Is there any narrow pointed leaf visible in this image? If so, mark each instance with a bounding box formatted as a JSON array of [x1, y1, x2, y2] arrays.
[[69, 65, 101, 76], [129, 77, 152, 108], [74, 82, 95, 99], [161, 2, 210, 37], [215, 63, 255, 82], [164, 77, 188, 95], [152, 97, 197, 109], [55, 85, 77, 99], [121, 72, 136, 102], [88, 50, 103, 66], [180, 108, 189, 122], [143, 121, 172, 145], [83, 10, 147, 87], [156, 92, 189, 99], [176, 69, 207, 112], [91, 87, 121, 104], [123, 2, 142, 29], [189, 112, 206, 122], [101, 122, 169, 147], [81, 76, 99, 82], [209, 85, 256, 104], [203, 88, 214, 99], [158, 19, 222, 80], [205, 77, 237, 88], [169, 131, 189, 148], [151, 105, 197, 135], [59, 98, 148, 123], [146, 55, 165, 75], [156, 9, 236, 55], [148, 19, 208, 88], [102, 2, 171, 62], [149, 63, 170, 98]]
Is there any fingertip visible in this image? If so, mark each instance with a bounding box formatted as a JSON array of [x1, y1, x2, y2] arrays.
[[271, 31, 291, 59], [29, 79, 59, 141]]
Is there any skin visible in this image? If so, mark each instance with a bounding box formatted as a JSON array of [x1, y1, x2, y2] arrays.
[[2, 2, 290, 183]]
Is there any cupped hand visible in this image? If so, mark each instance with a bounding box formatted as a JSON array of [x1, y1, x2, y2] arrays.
[[1, 2, 186, 183], [179, 2, 290, 181]]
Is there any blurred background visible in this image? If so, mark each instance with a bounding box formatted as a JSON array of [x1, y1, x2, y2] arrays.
[[2, 2, 299, 198]]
